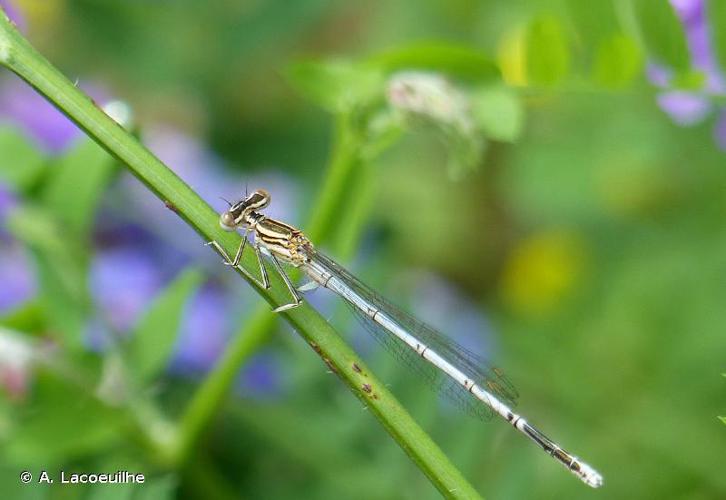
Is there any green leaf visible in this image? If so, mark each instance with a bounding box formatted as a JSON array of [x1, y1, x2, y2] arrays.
[[128, 268, 203, 382], [40, 137, 118, 238], [0, 125, 47, 192], [565, 0, 619, 50], [4, 372, 125, 466], [470, 85, 524, 142], [6, 206, 89, 347], [525, 15, 571, 85], [630, 0, 689, 71], [0, 300, 45, 334], [592, 34, 643, 88], [368, 41, 500, 83], [286, 60, 383, 113], [719, 416, 726, 425], [708, 0, 726, 72]]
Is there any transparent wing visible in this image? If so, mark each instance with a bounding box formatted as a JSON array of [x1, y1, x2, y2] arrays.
[[307, 249, 519, 420]]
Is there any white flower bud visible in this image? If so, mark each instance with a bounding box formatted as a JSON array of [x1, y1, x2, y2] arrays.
[[386, 71, 474, 133]]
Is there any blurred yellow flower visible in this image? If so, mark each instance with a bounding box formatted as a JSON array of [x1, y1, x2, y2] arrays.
[[17, 0, 65, 31], [498, 26, 527, 86], [500, 230, 586, 317]]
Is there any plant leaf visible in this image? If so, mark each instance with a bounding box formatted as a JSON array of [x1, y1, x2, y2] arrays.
[[0, 301, 45, 334], [565, 0, 620, 50], [286, 60, 383, 113], [592, 34, 643, 88], [525, 15, 571, 85], [630, 0, 689, 71], [4, 372, 125, 466], [470, 85, 524, 142], [708, 0, 726, 73], [6, 206, 89, 347], [128, 268, 202, 383], [40, 137, 118, 238], [0, 126, 47, 192], [368, 41, 500, 83]]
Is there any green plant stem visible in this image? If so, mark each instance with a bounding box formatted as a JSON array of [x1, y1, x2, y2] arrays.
[[305, 112, 363, 242], [0, 13, 482, 499], [177, 305, 274, 456], [177, 111, 367, 459]]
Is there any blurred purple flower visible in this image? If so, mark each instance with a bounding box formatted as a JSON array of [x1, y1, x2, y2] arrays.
[[656, 91, 712, 125], [0, 242, 36, 313], [169, 284, 283, 398], [646, 64, 671, 88], [0, 182, 18, 234], [89, 244, 166, 333], [0, 182, 36, 312], [87, 220, 191, 351], [649, 1, 726, 148], [236, 351, 283, 399], [0, 78, 81, 153], [675, 0, 725, 93], [170, 283, 231, 373], [0, 76, 110, 154]]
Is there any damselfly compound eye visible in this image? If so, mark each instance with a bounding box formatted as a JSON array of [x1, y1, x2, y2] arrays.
[[219, 212, 237, 231]]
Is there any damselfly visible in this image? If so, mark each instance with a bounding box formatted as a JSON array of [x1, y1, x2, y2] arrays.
[[207, 188, 603, 488]]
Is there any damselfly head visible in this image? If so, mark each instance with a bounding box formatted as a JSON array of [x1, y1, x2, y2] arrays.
[[218, 189, 271, 231]]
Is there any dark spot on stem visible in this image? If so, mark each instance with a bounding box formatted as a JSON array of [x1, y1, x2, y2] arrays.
[[164, 200, 179, 214], [352, 363, 362, 373], [309, 341, 322, 355], [362, 383, 372, 394]]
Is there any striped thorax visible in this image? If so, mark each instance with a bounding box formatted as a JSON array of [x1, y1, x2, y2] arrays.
[[219, 189, 311, 267]]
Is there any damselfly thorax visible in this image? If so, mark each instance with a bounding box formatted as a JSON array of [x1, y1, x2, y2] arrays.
[[219, 189, 312, 267]]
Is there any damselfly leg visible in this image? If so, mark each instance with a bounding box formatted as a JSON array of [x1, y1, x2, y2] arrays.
[[206, 236, 269, 290], [268, 253, 303, 312], [206, 237, 302, 313]]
